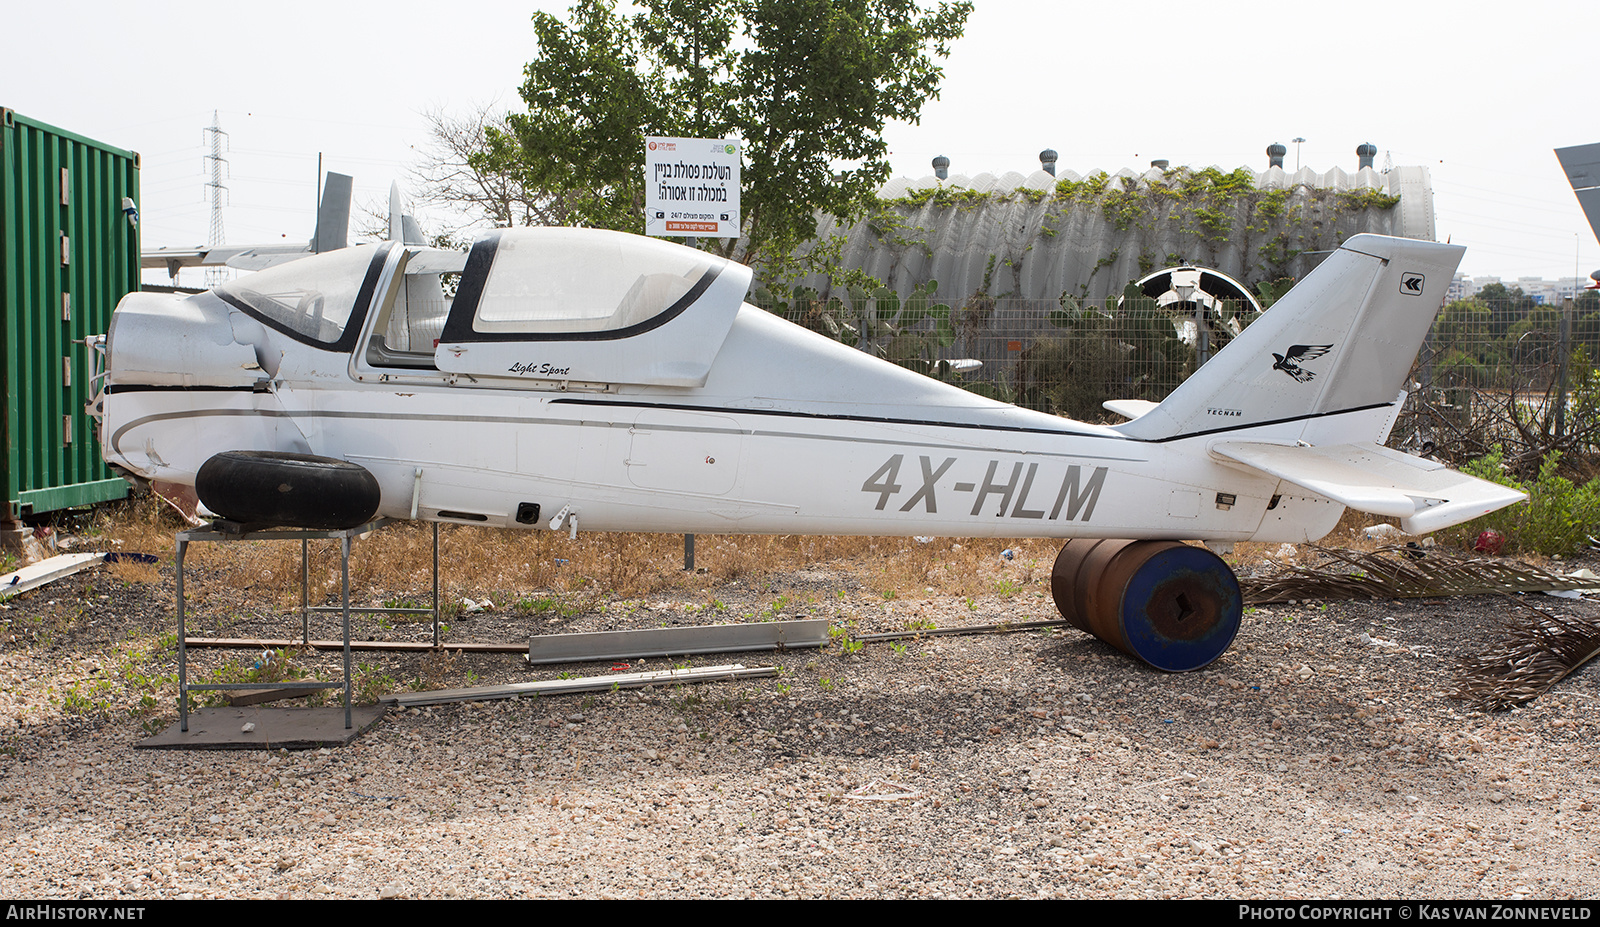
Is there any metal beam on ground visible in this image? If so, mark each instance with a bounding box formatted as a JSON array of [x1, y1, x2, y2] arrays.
[[179, 637, 526, 654], [526, 618, 830, 665], [386, 663, 774, 707], [0, 552, 104, 599]]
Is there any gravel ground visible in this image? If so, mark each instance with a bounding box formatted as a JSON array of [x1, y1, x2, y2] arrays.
[[1, 544, 1598, 899]]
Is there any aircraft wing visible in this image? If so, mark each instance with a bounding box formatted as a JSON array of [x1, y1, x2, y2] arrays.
[[216, 244, 324, 271], [141, 242, 318, 273], [140, 246, 213, 271], [1210, 440, 1526, 535], [142, 241, 452, 275]]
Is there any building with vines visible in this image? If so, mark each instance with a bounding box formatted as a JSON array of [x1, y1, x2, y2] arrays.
[[792, 154, 1435, 308]]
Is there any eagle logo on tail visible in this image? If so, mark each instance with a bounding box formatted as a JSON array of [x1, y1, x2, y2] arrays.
[[1271, 344, 1333, 382]]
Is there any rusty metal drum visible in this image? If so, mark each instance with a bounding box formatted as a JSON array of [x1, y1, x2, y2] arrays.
[[1050, 539, 1241, 671]]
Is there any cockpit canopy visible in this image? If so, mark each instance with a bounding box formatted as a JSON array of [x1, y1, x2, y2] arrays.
[[433, 227, 751, 387], [205, 227, 752, 389], [455, 228, 714, 336]]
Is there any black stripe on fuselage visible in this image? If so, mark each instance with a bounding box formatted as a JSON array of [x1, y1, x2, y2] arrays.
[[104, 384, 260, 394], [109, 406, 1146, 463], [106, 387, 1393, 452], [546, 396, 1397, 444]]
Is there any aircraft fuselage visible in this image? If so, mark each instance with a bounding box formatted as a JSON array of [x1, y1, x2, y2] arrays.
[[102, 301, 1337, 544]]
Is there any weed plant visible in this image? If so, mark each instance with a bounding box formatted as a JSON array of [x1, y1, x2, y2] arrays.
[[1443, 449, 1600, 556]]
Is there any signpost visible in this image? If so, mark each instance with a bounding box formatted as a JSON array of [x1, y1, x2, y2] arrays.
[[644, 137, 741, 239], [644, 137, 741, 570]]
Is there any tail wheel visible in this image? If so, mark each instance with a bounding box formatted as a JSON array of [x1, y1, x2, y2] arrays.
[[1051, 539, 1242, 672], [196, 451, 381, 530]]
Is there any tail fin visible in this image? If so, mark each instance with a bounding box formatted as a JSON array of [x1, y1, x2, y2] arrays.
[[313, 172, 353, 254], [387, 181, 430, 246], [1555, 142, 1600, 245], [1114, 234, 1464, 444]]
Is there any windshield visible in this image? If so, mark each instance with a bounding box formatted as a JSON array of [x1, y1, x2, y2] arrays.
[[213, 244, 388, 349]]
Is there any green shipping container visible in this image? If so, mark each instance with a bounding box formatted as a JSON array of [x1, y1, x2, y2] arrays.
[[0, 107, 138, 519]]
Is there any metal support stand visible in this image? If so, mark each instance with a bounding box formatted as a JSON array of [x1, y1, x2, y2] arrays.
[[296, 520, 440, 649], [683, 533, 695, 572], [174, 517, 440, 733], [432, 521, 440, 646]]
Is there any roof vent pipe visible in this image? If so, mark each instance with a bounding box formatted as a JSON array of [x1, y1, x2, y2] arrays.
[[932, 155, 950, 180], [1039, 149, 1058, 176], [1356, 142, 1377, 170], [1150, 159, 1169, 171], [1267, 143, 1286, 169]]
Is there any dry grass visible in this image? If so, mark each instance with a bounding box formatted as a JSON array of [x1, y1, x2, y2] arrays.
[[85, 489, 1532, 613], [416, 648, 459, 690], [277, 528, 1063, 607], [1228, 509, 1409, 574], [87, 490, 192, 553], [82, 490, 1067, 608], [103, 557, 161, 585]]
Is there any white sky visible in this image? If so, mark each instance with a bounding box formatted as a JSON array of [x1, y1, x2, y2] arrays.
[[4, 0, 1593, 287]]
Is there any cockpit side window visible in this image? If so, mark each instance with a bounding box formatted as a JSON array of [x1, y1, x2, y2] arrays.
[[364, 254, 452, 370], [213, 244, 389, 352]]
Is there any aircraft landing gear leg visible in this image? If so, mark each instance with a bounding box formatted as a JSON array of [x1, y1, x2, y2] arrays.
[[1050, 539, 1242, 672]]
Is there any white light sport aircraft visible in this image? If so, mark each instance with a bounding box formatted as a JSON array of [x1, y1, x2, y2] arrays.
[[92, 228, 1525, 671]]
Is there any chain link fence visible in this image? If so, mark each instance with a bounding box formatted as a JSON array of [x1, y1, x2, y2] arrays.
[[774, 294, 1600, 478]]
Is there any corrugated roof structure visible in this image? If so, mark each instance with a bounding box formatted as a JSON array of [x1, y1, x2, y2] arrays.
[[787, 163, 1434, 306]]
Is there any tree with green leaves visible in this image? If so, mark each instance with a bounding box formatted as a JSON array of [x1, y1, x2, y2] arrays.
[[1473, 282, 1537, 338], [478, 0, 972, 272]]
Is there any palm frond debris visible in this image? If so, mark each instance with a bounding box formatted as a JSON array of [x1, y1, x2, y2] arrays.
[[1452, 609, 1600, 711], [1241, 546, 1598, 605]]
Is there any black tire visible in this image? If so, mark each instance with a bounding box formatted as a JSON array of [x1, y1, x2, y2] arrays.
[[196, 451, 381, 530]]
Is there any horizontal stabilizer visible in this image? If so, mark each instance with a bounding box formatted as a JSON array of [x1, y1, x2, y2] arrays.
[[1103, 399, 1159, 421], [1211, 441, 1526, 535]]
